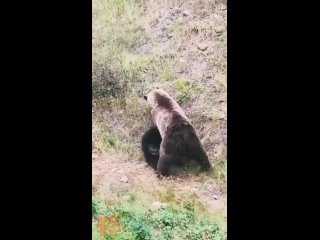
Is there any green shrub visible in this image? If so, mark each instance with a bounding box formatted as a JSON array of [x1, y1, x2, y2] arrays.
[[94, 203, 226, 240]]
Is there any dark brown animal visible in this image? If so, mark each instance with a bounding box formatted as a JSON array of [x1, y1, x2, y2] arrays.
[[143, 89, 212, 176]]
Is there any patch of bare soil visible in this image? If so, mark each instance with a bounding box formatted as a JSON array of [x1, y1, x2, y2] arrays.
[[92, 152, 226, 214]]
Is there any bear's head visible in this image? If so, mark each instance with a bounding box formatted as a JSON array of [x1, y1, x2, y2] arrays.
[[143, 89, 173, 110]]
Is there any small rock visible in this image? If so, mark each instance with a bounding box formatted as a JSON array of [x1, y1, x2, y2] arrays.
[[220, 112, 226, 120], [197, 43, 208, 51], [213, 195, 218, 200], [151, 201, 167, 209], [190, 188, 198, 192], [167, 33, 174, 38], [215, 26, 224, 34], [178, 58, 186, 63], [177, 17, 184, 22], [152, 201, 162, 208], [182, 10, 190, 16], [117, 170, 123, 174], [173, 7, 180, 13], [92, 154, 98, 160], [120, 176, 128, 183], [122, 195, 131, 201], [214, 145, 224, 157]]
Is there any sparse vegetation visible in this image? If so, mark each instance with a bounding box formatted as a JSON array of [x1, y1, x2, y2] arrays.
[[174, 78, 197, 104], [92, 196, 226, 240], [93, 0, 227, 239]]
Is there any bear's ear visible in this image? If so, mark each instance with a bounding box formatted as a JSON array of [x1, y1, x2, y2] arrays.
[[143, 96, 147, 100]]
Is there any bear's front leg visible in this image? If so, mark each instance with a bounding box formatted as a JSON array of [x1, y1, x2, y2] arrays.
[[157, 152, 175, 176]]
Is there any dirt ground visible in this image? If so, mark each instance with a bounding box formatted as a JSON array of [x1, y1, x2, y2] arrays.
[[92, 151, 226, 215]]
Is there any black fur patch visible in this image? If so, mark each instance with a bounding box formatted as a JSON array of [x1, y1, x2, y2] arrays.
[[141, 126, 162, 170]]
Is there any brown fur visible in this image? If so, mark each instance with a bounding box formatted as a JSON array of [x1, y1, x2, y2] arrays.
[[144, 89, 212, 176]]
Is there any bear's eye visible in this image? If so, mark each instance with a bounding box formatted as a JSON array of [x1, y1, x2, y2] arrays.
[[143, 96, 147, 100]]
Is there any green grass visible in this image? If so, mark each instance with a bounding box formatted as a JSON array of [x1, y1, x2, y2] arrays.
[[215, 74, 227, 90], [92, 197, 226, 240], [93, 130, 122, 151], [92, 0, 146, 100], [174, 78, 198, 104], [173, 21, 186, 37]]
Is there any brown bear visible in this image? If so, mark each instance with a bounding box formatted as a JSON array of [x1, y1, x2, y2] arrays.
[[143, 88, 212, 176]]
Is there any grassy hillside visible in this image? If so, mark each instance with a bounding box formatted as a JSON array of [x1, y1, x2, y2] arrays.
[[92, 0, 227, 239]]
